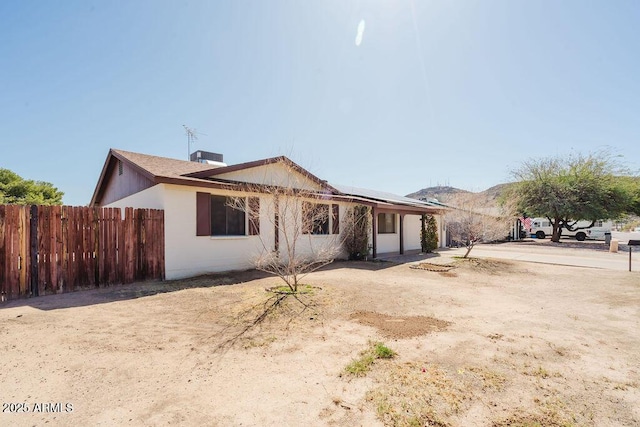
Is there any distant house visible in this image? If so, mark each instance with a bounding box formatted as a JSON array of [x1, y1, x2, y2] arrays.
[[90, 149, 446, 279]]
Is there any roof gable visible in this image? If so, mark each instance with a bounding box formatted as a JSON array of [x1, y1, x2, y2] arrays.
[[96, 156, 154, 206], [187, 156, 337, 193], [90, 149, 218, 205]]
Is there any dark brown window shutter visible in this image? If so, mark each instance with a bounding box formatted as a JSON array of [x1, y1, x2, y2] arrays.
[[248, 197, 260, 235], [274, 196, 279, 252], [302, 201, 312, 234], [332, 204, 339, 234], [196, 192, 211, 236]]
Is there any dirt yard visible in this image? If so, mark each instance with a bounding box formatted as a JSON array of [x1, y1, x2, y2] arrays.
[[1, 254, 639, 426]]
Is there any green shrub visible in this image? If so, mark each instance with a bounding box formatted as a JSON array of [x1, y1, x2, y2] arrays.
[[373, 342, 396, 359], [343, 341, 396, 377], [343, 205, 371, 260], [421, 214, 439, 253]]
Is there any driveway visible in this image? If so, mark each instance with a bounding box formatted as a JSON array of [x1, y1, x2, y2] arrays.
[[443, 241, 640, 272]]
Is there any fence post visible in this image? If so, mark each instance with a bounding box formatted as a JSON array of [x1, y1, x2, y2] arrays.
[[0, 206, 5, 301], [30, 205, 39, 297], [628, 240, 640, 272]]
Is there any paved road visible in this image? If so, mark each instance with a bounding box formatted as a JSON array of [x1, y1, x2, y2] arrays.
[[445, 242, 640, 272], [612, 231, 640, 244]]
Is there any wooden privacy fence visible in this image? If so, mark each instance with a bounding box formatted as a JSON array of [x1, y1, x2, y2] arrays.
[[0, 205, 165, 301]]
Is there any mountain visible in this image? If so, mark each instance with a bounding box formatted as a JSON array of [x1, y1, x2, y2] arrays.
[[480, 183, 515, 203], [406, 183, 516, 204], [405, 186, 470, 202]]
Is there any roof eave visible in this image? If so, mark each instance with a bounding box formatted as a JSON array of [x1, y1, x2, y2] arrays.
[[184, 156, 339, 194], [374, 204, 444, 215]]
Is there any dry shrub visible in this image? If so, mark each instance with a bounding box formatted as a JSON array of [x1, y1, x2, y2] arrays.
[[367, 362, 465, 427], [366, 362, 513, 427], [208, 286, 327, 352], [453, 257, 521, 275], [492, 409, 577, 427]]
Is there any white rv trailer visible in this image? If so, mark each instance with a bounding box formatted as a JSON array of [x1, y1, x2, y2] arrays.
[[529, 218, 612, 241]]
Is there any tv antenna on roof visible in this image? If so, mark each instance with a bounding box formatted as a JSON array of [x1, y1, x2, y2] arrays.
[[182, 125, 207, 160]]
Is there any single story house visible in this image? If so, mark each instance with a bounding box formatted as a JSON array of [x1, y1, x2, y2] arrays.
[[90, 149, 446, 280]]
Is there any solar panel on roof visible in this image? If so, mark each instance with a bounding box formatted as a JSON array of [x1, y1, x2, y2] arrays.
[[332, 184, 443, 208]]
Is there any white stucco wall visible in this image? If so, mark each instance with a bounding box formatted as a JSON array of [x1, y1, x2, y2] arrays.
[[105, 182, 445, 277], [437, 215, 446, 249], [403, 214, 422, 251], [110, 184, 354, 280], [375, 213, 445, 254], [105, 184, 166, 211], [407, 213, 447, 250], [105, 184, 266, 279], [377, 232, 399, 254], [377, 233, 399, 254], [162, 185, 272, 279], [214, 163, 323, 192], [265, 196, 349, 263]]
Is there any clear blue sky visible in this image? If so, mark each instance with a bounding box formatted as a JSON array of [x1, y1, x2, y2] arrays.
[[2, 0, 639, 205]]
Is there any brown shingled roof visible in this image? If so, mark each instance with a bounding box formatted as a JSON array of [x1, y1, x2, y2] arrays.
[[111, 149, 213, 178], [90, 149, 340, 206], [90, 149, 236, 205], [90, 149, 443, 215]]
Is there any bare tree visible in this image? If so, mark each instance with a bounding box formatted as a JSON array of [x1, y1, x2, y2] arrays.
[[228, 162, 343, 292], [445, 193, 513, 258]]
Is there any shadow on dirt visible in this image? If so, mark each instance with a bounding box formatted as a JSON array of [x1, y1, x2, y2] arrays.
[[1, 269, 271, 311], [2, 251, 455, 312]]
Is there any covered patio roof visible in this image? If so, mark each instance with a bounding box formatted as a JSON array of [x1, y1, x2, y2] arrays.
[[332, 184, 446, 215]]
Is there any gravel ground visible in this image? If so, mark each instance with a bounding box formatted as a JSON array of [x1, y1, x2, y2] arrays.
[[1, 249, 639, 426]]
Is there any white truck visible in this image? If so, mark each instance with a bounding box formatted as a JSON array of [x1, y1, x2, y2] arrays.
[[529, 218, 612, 241]]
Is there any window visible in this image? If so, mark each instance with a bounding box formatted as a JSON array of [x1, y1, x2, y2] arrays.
[[211, 195, 245, 236], [118, 160, 123, 176], [378, 213, 396, 234], [303, 202, 330, 235], [196, 193, 260, 237]]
